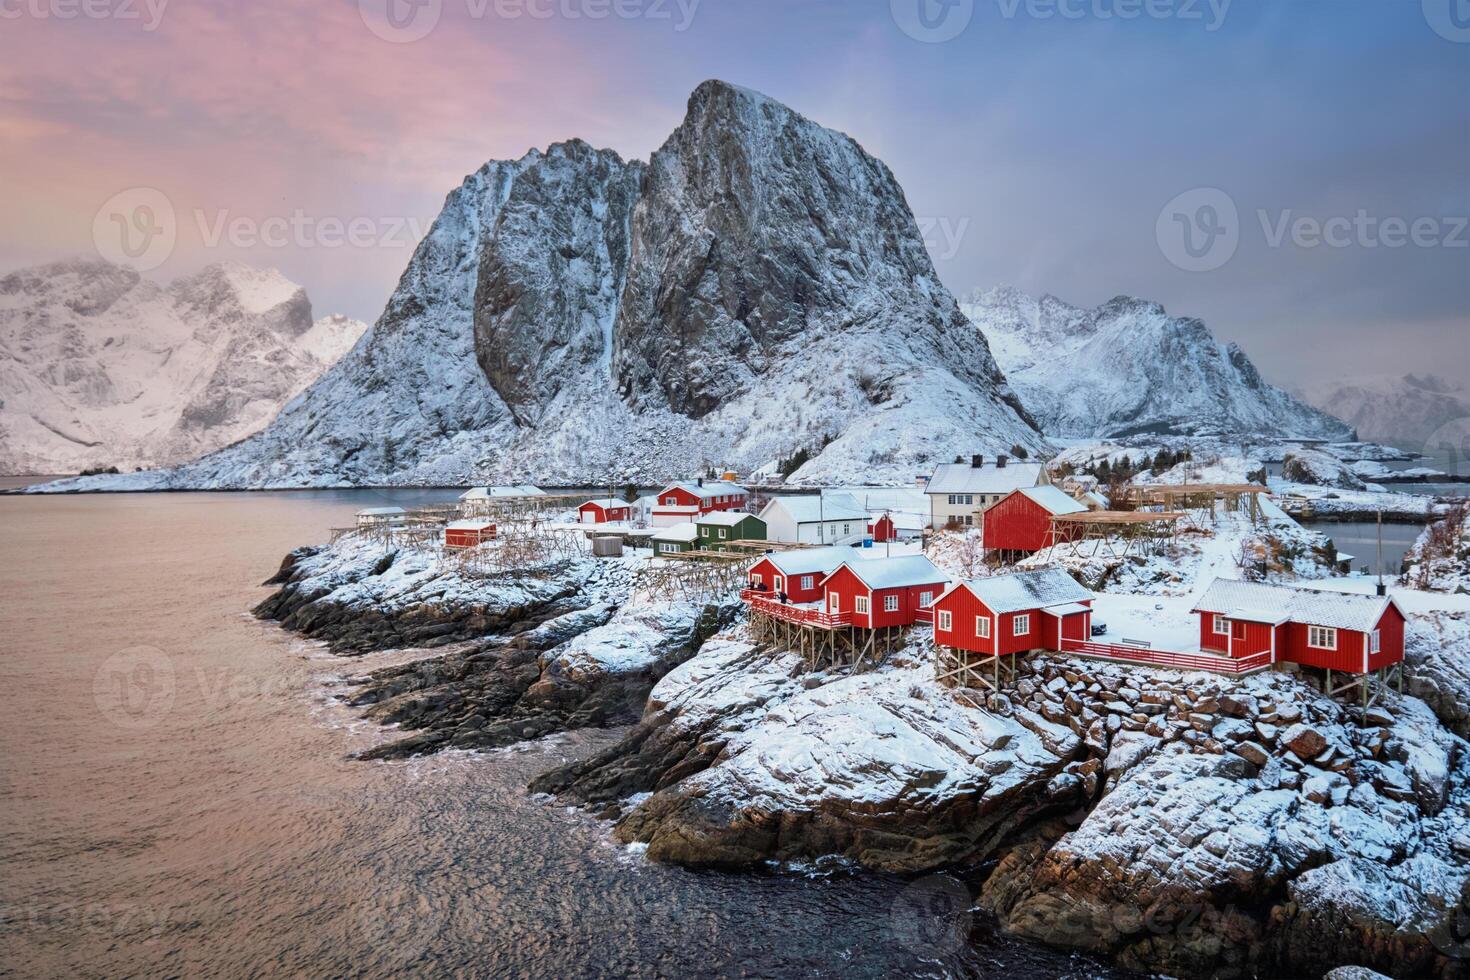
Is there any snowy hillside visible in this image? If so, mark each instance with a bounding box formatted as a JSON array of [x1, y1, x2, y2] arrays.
[[1302, 374, 1470, 449], [962, 285, 1352, 441], [37, 81, 1044, 492], [0, 259, 366, 475]]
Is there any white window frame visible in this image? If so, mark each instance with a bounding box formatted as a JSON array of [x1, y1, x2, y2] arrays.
[[751, 573, 764, 588], [773, 575, 785, 593], [828, 593, 841, 614], [937, 610, 953, 631], [854, 596, 870, 615], [1213, 614, 1228, 635], [918, 591, 933, 608], [660, 542, 675, 553], [1013, 614, 1031, 636], [976, 616, 991, 638], [718, 528, 728, 539], [1369, 629, 1381, 655], [884, 594, 899, 613], [800, 575, 814, 591], [1308, 625, 1337, 650]]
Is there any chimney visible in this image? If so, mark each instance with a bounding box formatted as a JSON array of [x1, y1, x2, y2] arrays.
[[971, 454, 984, 468], [697, 476, 704, 487], [997, 455, 1008, 468]]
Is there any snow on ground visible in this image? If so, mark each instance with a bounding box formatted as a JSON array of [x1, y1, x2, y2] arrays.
[[1268, 478, 1448, 520]]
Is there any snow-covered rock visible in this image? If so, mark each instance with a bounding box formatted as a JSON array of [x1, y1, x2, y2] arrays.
[[0, 259, 365, 475], [1403, 505, 1470, 594], [962, 286, 1352, 441], [1282, 449, 1368, 490], [39, 81, 1044, 491]]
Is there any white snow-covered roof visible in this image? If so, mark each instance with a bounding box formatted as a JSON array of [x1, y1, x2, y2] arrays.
[[460, 485, 544, 500], [696, 511, 760, 527], [1192, 578, 1403, 633], [1041, 602, 1091, 617], [651, 522, 699, 543], [947, 567, 1093, 614], [1014, 485, 1088, 516], [446, 519, 496, 530], [357, 506, 406, 516], [581, 498, 627, 510], [830, 555, 947, 590], [926, 461, 1045, 496], [661, 480, 747, 500], [760, 494, 869, 524], [758, 546, 852, 577]]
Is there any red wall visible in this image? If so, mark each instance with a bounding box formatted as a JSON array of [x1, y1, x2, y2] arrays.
[[1369, 605, 1405, 671], [933, 585, 995, 655], [445, 527, 493, 547], [580, 502, 630, 522], [981, 492, 1055, 553], [1198, 612, 1228, 653], [932, 587, 1090, 655], [870, 515, 897, 543], [748, 557, 826, 604]]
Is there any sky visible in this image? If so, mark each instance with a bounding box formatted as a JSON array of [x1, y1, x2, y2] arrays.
[[1, 0, 1466, 392]]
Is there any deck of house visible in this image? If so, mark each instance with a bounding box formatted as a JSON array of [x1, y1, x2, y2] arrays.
[[740, 590, 850, 628], [1060, 638, 1273, 675]]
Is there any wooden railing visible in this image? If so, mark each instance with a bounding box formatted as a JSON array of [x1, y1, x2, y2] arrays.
[[740, 590, 852, 628], [1061, 639, 1273, 675]]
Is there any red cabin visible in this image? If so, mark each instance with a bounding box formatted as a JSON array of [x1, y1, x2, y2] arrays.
[[819, 556, 947, 629], [1191, 579, 1405, 674], [981, 486, 1088, 556], [931, 567, 1094, 656], [652, 480, 749, 527], [579, 498, 633, 524], [746, 547, 851, 604], [444, 519, 497, 549], [868, 514, 898, 543]]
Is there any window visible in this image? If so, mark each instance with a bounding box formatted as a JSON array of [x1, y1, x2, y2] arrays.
[[842, 524, 851, 535], [1370, 629, 1381, 654], [1308, 625, 1337, 650], [976, 616, 991, 638], [718, 529, 728, 539], [854, 596, 870, 614], [1013, 614, 1031, 636], [884, 595, 899, 612], [773, 575, 784, 593], [937, 610, 953, 630], [963, 515, 974, 526], [664, 497, 676, 506], [660, 543, 675, 553], [751, 573, 764, 588], [918, 591, 933, 608], [1213, 614, 1228, 635], [800, 575, 814, 591]]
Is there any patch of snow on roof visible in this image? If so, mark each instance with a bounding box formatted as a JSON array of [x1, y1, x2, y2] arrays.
[[696, 511, 760, 527], [926, 461, 1045, 495], [651, 522, 699, 543], [834, 554, 947, 589], [958, 567, 1093, 614], [761, 546, 853, 577], [762, 494, 869, 524], [663, 480, 747, 500], [1018, 484, 1088, 515]]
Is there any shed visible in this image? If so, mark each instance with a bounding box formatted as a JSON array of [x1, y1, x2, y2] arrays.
[[982, 485, 1088, 555], [444, 519, 497, 549], [650, 522, 700, 555], [579, 498, 634, 524], [694, 511, 767, 552], [356, 506, 407, 528], [932, 567, 1095, 658], [745, 546, 852, 603]]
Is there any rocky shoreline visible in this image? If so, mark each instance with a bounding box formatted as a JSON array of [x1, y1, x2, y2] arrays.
[[256, 535, 1470, 979]]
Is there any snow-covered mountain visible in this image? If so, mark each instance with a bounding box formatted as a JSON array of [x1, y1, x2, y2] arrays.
[[0, 259, 366, 475], [42, 81, 1043, 491], [1300, 374, 1470, 449], [961, 285, 1352, 441]]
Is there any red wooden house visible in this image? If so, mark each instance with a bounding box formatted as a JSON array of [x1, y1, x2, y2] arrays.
[[444, 519, 497, 549], [651, 479, 749, 527], [1191, 579, 1405, 675], [868, 514, 897, 543], [819, 556, 947, 629], [745, 547, 850, 604], [579, 498, 633, 524], [981, 485, 1088, 556]]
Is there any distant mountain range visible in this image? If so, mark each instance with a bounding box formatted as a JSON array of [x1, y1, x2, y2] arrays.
[[1300, 374, 1470, 451], [0, 259, 365, 475], [961, 286, 1353, 442]]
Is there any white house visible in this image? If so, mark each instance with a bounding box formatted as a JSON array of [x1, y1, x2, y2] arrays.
[[758, 493, 871, 545], [926, 455, 1047, 530], [356, 506, 407, 528]]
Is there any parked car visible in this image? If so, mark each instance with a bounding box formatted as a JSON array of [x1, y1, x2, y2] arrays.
[[1090, 619, 1108, 637]]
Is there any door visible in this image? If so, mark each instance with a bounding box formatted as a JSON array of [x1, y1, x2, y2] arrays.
[[828, 593, 840, 615]]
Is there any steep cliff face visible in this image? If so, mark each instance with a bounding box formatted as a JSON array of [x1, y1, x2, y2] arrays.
[[43, 81, 1043, 491], [964, 286, 1353, 442], [0, 259, 364, 475]]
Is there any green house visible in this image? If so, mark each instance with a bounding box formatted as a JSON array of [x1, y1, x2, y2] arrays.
[[651, 522, 699, 555], [695, 512, 767, 553]]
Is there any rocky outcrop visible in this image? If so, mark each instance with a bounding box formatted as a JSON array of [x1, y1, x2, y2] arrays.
[[1282, 449, 1369, 490]]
